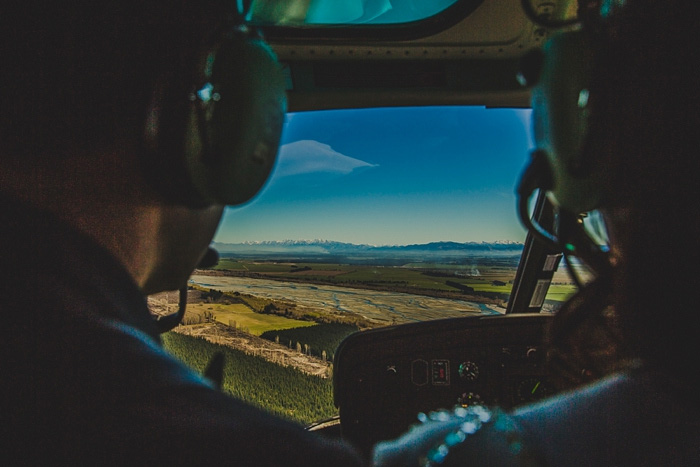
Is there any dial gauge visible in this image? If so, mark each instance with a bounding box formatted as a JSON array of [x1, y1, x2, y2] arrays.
[[458, 361, 480, 381]]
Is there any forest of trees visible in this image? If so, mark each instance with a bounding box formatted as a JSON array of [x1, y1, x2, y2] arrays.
[[162, 332, 337, 425]]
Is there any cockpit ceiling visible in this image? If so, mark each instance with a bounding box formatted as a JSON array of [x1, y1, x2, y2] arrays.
[[261, 1, 579, 110], [280, 60, 531, 111]]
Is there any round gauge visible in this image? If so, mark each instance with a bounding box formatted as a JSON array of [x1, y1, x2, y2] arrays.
[[516, 377, 552, 404], [457, 391, 483, 408], [458, 361, 480, 381]]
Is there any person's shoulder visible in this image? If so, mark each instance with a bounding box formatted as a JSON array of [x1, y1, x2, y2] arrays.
[[514, 371, 630, 425], [3, 300, 362, 465], [80, 320, 363, 465], [512, 368, 700, 466]]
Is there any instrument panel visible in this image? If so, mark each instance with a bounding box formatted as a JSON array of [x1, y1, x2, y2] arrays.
[[333, 314, 555, 457]]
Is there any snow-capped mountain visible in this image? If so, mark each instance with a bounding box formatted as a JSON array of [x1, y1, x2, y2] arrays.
[[211, 240, 524, 259]]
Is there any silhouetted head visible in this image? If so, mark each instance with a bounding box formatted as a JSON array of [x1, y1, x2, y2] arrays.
[[0, 0, 285, 293], [531, 0, 700, 375], [593, 0, 700, 374]]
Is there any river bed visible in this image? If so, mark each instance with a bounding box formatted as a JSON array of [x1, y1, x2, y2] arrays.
[[190, 275, 503, 325]]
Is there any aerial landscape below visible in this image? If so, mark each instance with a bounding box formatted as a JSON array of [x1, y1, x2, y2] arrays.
[[153, 240, 577, 424]]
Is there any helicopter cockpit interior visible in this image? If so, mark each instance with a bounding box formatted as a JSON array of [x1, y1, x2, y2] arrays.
[[7, 0, 698, 464], [162, 0, 627, 461]]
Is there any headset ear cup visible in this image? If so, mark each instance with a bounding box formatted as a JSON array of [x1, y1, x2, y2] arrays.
[[143, 25, 287, 208], [185, 28, 287, 206], [531, 30, 607, 214]]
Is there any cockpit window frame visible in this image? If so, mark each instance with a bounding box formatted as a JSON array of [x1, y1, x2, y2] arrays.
[[254, 0, 486, 42]]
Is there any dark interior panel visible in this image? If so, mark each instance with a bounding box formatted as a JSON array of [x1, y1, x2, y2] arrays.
[[333, 314, 555, 456]]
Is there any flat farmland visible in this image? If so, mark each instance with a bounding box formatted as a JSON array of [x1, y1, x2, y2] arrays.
[[197, 257, 580, 325], [212, 259, 518, 298], [184, 302, 316, 336]]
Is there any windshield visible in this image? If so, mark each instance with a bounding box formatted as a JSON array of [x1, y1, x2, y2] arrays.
[[210, 107, 530, 320], [157, 106, 569, 425], [249, 0, 462, 26]]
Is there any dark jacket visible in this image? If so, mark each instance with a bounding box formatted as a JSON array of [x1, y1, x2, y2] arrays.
[[0, 194, 362, 466]]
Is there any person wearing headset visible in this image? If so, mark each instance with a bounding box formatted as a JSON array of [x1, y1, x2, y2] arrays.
[[373, 0, 700, 465], [0, 1, 362, 465]]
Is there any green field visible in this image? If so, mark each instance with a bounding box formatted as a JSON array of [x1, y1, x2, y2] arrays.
[[186, 302, 316, 335]]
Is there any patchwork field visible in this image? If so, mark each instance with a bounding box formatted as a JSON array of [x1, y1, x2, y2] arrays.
[[185, 302, 316, 336]]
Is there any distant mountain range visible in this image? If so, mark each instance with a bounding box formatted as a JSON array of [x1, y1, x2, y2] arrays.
[[211, 240, 524, 261]]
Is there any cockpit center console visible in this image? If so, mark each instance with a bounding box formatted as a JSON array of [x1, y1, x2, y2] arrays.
[[333, 314, 556, 457]]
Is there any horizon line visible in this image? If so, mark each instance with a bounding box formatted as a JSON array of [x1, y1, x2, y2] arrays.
[[212, 239, 525, 248]]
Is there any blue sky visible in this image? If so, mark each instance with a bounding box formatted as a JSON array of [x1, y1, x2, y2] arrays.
[[214, 106, 533, 246]]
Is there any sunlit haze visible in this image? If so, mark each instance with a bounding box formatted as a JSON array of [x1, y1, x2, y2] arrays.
[[214, 107, 533, 246]]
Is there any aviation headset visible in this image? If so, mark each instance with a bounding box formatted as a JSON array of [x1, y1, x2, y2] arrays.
[[141, 3, 286, 332], [141, 4, 287, 209], [516, 0, 614, 277]]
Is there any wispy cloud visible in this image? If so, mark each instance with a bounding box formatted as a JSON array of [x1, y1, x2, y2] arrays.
[[274, 140, 378, 178]]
